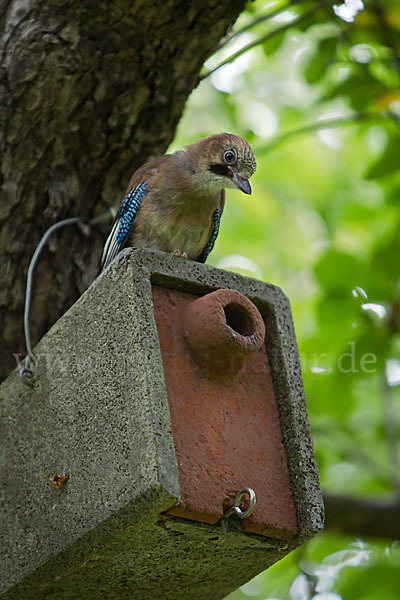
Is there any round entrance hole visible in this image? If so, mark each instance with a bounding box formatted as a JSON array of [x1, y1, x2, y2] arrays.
[[224, 303, 254, 337]]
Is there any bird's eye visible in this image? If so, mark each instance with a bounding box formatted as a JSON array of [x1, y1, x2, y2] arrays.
[[224, 150, 235, 163]]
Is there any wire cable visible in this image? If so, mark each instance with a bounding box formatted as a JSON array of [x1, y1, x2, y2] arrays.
[[19, 212, 110, 387]]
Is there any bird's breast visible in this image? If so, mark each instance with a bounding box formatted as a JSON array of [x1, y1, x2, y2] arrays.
[[130, 194, 217, 259], [162, 208, 211, 258]]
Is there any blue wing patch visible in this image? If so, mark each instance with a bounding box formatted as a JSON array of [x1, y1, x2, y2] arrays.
[[101, 182, 147, 271], [199, 205, 221, 263]]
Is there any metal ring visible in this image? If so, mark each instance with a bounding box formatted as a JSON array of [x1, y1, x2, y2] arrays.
[[19, 365, 36, 388], [223, 487, 256, 519]]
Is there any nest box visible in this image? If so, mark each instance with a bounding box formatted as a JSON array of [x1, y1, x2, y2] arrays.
[[0, 249, 323, 600]]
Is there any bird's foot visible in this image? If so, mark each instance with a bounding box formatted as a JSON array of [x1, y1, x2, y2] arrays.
[[172, 249, 188, 259]]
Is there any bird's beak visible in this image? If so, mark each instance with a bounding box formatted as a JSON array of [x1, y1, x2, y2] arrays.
[[232, 173, 252, 195]]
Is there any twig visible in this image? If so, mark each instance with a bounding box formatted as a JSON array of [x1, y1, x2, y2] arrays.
[[217, 0, 303, 52], [256, 113, 371, 154], [200, 0, 337, 80]]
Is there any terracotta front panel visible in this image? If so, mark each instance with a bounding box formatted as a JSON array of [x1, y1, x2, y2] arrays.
[[152, 285, 298, 541]]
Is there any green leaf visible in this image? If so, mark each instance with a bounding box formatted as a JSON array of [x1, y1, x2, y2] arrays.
[[314, 250, 367, 292], [304, 37, 338, 84], [262, 30, 285, 56], [337, 562, 400, 600], [365, 135, 400, 178], [323, 69, 387, 110]]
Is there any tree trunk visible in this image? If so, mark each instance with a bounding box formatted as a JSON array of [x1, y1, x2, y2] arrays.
[[0, 0, 246, 381]]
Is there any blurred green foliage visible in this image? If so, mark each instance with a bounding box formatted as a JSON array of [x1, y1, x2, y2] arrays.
[[170, 0, 400, 597]]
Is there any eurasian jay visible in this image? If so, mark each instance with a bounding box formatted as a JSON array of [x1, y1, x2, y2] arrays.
[[101, 133, 256, 270]]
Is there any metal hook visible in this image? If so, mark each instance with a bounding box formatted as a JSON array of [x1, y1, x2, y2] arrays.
[[223, 487, 256, 519]]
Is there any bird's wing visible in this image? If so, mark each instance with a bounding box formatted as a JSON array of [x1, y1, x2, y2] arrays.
[[197, 190, 225, 264], [101, 182, 147, 271]]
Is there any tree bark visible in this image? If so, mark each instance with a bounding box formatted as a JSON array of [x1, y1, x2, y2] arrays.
[[0, 0, 247, 381]]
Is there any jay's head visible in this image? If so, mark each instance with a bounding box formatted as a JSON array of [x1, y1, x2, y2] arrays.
[[184, 133, 256, 195]]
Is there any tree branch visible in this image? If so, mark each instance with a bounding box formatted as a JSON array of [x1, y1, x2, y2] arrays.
[[324, 493, 400, 539]]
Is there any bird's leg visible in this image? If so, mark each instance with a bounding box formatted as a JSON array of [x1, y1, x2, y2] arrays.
[[172, 249, 188, 259]]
